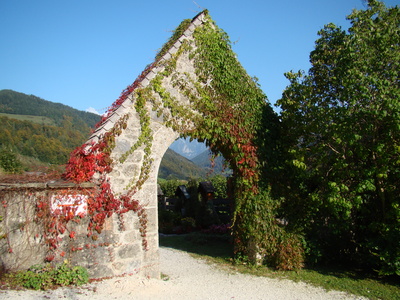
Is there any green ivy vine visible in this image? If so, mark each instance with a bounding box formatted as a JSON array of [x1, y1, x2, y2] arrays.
[[64, 10, 301, 268]]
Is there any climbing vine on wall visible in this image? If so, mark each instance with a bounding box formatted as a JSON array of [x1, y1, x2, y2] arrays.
[[64, 98, 148, 251], [59, 19, 195, 256], [182, 15, 283, 258], [62, 10, 302, 268]]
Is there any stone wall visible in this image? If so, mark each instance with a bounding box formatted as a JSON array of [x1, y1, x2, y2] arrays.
[[0, 11, 209, 280], [0, 181, 159, 279]]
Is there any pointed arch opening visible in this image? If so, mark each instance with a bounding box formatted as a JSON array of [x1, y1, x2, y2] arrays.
[[64, 10, 282, 278]]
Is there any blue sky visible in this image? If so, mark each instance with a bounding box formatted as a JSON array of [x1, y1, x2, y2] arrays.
[[1, 0, 399, 115]]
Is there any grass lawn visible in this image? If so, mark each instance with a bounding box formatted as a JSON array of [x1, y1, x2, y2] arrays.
[[159, 232, 400, 300], [0, 113, 55, 126]]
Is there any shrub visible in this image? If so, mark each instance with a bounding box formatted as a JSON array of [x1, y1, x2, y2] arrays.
[[14, 261, 89, 290], [0, 148, 22, 174], [159, 179, 184, 198], [267, 233, 305, 271], [158, 210, 181, 234], [209, 175, 228, 199], [181, 217, 196, 232], [237, 190, 304, 271]]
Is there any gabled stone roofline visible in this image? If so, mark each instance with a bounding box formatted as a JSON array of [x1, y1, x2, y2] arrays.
[[86, 11, 208, 146], [0, 181, 95, 191]]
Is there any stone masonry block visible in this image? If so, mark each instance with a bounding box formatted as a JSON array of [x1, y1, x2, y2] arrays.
[[188, 23, 196, 32], [173, 40, 182, 49], [144, 207, 158, 233], [108, 112, 120, 123], [102, 120, 114, 131], [121, 163, 140, 178], [169, 46, 179, 55], [162, 52, 171, 61], [114, 139, 133, 154], [140, 77, 150, 87], [193, 17, 202, 26], [183, 29, 193, 37], [121, 230, 139, 243], [118, 210, 139, 232], [145, 71, 156, 81], [114, 104, 130, 116], [117, 243, 141, 260]]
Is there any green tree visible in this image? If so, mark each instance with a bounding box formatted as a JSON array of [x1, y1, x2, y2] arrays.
[[277, 0, 400, 275], [0, 147, 22, 173], [209, 175, 228, 198], [159, 179, 183, 198]]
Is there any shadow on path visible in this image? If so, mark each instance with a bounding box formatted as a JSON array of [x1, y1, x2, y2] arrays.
[[159, 232, 233, 260]]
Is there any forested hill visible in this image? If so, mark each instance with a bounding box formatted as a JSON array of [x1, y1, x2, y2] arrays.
[[0, 90, 206, 179], [0, 90, 101, 166], [159, 148, 207, 180], [0, 90, 211, 180], [0, 89, 99, 134]]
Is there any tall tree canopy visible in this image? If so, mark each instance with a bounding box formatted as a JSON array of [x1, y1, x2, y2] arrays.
[[277, 0, 400, 275]]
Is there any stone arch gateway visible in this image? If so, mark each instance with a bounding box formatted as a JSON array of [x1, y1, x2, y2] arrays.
[[61, 9, 277, 278], [63, 11, 276, 276]]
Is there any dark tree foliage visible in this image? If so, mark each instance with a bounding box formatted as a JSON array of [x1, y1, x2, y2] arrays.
[[277, 0, 400, 275]]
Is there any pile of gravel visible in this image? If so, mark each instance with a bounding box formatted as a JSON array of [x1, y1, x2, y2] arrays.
[[0, 247, 366, 299]]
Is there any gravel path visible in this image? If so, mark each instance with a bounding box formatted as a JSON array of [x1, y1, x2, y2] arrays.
[[0, 247, 366, 300]]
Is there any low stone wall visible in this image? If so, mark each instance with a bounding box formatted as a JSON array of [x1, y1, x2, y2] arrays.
[[0, 181, 159, 279]]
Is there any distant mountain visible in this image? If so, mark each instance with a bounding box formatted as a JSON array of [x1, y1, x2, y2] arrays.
[[0, 90, 101, 166], [166, 138, 233, 178], [0, 89, 100, 133], [191, 150, 232, 177], [169, 137, 207, 159], [0, 90, 222, 179], [159, 148, 207, 180]]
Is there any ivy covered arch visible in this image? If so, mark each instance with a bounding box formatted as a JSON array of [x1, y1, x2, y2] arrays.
[[65, 10, 300, 275]]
